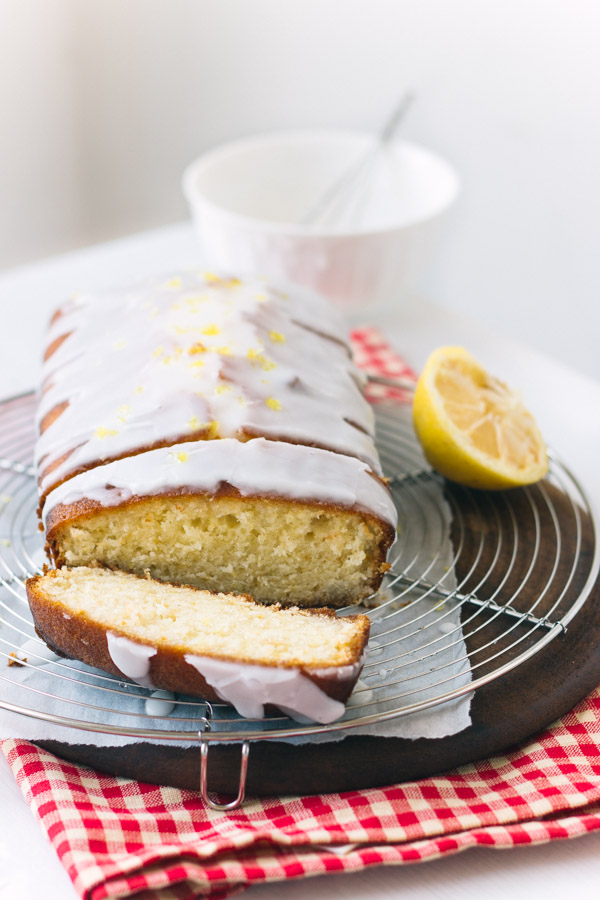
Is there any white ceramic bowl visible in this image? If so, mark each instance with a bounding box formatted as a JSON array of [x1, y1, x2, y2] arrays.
[[182, 130, 460, 314]]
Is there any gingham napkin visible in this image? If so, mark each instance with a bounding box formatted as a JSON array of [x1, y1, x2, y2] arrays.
[[2, 686, 600, 900], [2, 329, 599, 900], [350, 325, 417, 403]]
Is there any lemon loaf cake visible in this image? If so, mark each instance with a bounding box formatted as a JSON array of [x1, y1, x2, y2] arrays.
[[38, 271, 397, 606], [26, 567, 370, 723], [37, 271, 382, 500]]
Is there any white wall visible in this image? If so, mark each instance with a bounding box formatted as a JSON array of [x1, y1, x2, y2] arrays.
[[0, 0, 83, 265], [1, 0, 599, 378]]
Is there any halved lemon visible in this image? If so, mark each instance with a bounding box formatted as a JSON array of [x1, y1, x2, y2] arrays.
[[412, 346, 548, 490]]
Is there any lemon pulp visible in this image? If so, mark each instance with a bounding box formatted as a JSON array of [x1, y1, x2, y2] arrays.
[[412, 346, 548, 490]]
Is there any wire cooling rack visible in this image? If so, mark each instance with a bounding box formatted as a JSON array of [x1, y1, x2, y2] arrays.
[[0, 391, 598, 747]]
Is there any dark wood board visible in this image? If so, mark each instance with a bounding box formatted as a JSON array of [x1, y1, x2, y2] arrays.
[[39, 482, 600, 798]]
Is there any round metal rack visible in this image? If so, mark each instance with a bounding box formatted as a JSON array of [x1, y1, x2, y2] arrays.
[[0, 391, 598, 749]]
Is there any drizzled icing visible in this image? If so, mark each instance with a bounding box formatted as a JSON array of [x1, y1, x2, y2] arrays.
[[37, 271, 380, 498], [184, 655, 362, 724], [106, 633, 156, 688], [104, 629, 361, 723], [43, 436, 397, 529], [145, 690, 176, 717]]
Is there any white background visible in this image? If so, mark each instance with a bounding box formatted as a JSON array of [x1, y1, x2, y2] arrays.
[[1, 0, 600, 380]]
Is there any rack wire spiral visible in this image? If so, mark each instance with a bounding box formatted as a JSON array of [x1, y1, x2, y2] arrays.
[[0, 391, 598, 746]]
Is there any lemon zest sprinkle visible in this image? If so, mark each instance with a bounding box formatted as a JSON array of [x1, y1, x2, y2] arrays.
[[268, 330, 285, 343], [94, 427, 118, 439], [185, 294, 208, 310], [247, 348, 275, 370], [116, 405, 131, 423], [265, 397, 282, 411]]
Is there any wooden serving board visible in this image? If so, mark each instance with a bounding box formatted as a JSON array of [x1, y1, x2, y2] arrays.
[[39, 483, 600, 797]]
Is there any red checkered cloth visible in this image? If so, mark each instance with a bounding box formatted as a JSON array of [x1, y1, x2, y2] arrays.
[[350, 325, 417, 403], [2, 688, 600, 900], [2, 328, 599, 900]]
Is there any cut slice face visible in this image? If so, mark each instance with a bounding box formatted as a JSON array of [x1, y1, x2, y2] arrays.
[[412, 346, 548, 490]]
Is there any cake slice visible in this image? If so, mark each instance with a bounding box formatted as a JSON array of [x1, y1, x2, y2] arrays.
[[26, 567, 370, 724], [43, 438, 396, 607]]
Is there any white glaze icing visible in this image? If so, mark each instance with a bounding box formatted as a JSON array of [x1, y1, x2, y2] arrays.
[[346, 678, 375, 707], [106, 633, 156, 688], [184, 654, 362, 724], [145, 690, 176, 717], [43, 436, 397, 528], [37, 270, 380, 497]]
